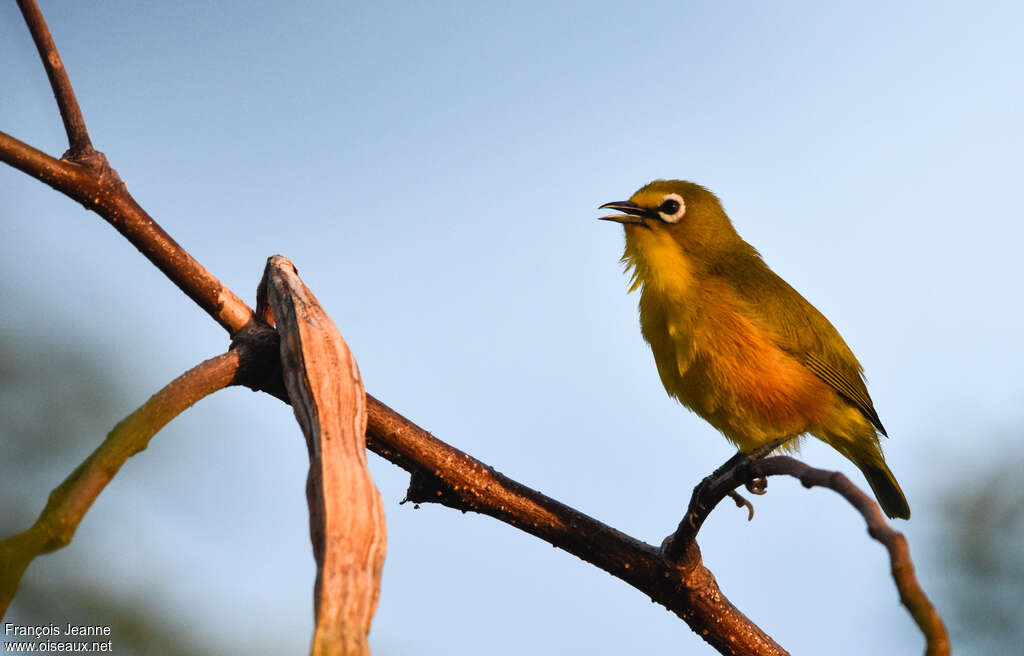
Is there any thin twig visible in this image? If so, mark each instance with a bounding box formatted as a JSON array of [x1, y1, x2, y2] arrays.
[[16, 0, 93, 158], [0, 350, 247, 616], [666, 458, 751, 560], [751, 457, 950, 656], [665, 454, 950, 656], [664, 440, 785, 561]]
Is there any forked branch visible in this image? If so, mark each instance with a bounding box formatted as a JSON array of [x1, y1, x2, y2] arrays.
[[663, 455, 950, 656], [1, 1, 253, 335]]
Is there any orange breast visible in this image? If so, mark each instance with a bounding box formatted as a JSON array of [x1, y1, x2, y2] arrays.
[[624, 224, 839, 449], [664, 278, 837, 448]]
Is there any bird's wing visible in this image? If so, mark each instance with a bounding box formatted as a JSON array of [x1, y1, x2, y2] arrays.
[[714, 246, 887, 435], [800, 352, 886, 434]]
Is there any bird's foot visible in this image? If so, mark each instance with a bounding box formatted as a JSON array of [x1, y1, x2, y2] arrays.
[[726, 490, 755, 520], [718, 438, 791, 490], [684, 440, 791, 529], [666, 439, 795, 561]]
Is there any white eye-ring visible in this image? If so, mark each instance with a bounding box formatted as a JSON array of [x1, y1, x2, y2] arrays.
[[656, 193, 686, 223]]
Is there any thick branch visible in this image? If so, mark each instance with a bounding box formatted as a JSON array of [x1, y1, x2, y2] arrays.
[[16, 0, 93, 157], [360, 397, 786, 656]]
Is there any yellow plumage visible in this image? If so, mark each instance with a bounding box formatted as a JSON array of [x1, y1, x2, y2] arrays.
[[602, 180, 910, 519]]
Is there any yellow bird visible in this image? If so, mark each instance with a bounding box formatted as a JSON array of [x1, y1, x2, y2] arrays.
[[600, 180, 909, 519]]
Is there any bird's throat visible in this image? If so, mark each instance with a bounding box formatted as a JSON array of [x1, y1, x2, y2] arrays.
[[622, 225, 695, 298]]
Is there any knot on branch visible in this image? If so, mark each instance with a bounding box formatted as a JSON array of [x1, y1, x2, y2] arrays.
[[229, 319, 287, 401], [657, 534, 704, 581], [61, 146, 122, 188], [403, 470, 476, 513]]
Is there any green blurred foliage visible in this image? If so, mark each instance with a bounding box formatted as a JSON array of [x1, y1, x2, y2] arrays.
[[938, 449, 1024, 655], [0, 331, 210, 655]]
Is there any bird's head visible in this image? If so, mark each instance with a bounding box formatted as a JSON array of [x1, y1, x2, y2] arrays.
[[599, 180, 741, 255]]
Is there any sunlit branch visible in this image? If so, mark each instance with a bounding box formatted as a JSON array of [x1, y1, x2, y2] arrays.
[[663, 455, 950, 656], [1, 3, 951, 655], [16, 0, 93, 157], [0, 350, 247, 615]]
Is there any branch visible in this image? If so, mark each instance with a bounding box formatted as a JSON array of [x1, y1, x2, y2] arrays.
[[261, 256, 386, 655], [360, 397, 786, 656], [665, 450, 765, 558], [239, 268, 787, 655], [15, 0, 93, 158], [0, 129, 253, 336], [665, 455, 950, 656], [2, 5, 949, 654], [0, 349, 257, 616], [3, 0, 254, 337], [5, 2, 253, 333]]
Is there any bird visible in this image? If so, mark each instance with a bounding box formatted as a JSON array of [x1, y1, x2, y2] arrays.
[[599, 179, 910, 519]]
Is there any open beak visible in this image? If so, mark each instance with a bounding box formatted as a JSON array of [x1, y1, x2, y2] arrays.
[[598, 200, 654, 225]]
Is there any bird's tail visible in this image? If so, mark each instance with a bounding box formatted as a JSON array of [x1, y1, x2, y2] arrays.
[[857, 461, 911, 520]]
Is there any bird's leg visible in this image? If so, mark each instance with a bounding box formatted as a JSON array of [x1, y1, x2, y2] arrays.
[[683, 437, 792, 531], [735, 437, 792, 494], [747, 436, 793, 460], [703, 437, 790, 489], [685, 451, 748, 528], [689, 443, 768, 505], [667, 441, 789, 561], [708, 450, 754, 481]]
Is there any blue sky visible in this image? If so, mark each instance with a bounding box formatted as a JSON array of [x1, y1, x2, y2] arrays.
[[2, 1, 1022, 654]]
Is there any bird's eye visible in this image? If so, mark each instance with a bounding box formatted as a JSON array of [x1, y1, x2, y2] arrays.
[[656, 193, 686, 223]]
